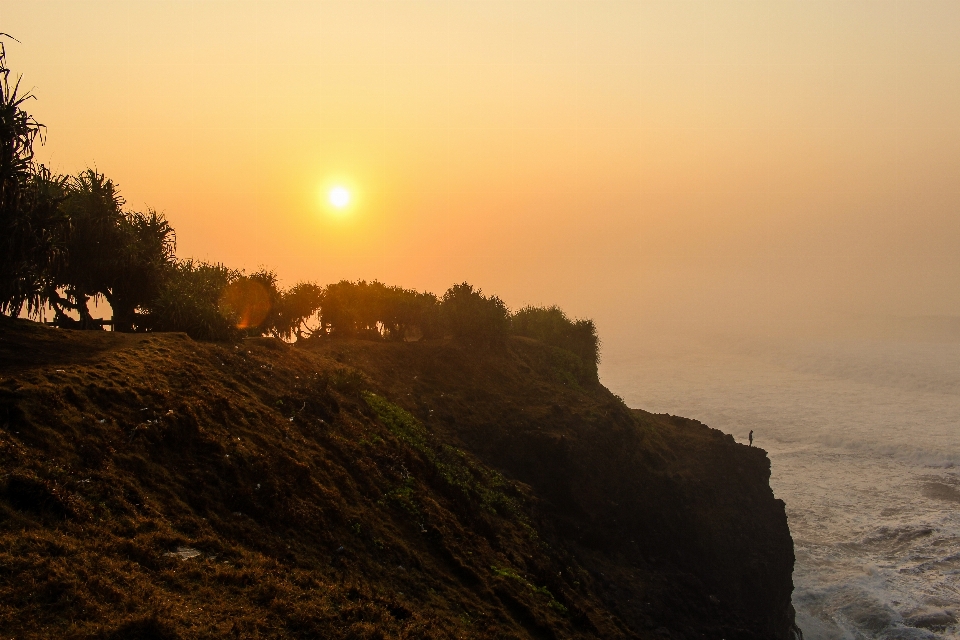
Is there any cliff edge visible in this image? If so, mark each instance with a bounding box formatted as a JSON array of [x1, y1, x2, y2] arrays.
[[0, 317, 797, 639]]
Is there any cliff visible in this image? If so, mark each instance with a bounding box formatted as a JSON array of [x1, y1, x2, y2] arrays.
[[0, 316, 797, 639]]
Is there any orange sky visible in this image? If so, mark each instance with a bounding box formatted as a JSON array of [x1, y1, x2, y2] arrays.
[[6, 1, 960, 345]]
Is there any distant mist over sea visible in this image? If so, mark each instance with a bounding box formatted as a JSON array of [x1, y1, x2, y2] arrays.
[[602, 323, 960, 639]]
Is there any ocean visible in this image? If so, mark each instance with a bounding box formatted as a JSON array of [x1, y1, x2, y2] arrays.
[[601, 332, 960, 639]]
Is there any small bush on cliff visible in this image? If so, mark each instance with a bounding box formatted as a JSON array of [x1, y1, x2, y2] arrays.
[[440, 282, 509, 345], [219, 268, 284, 337], [511, 305, 600, 382]]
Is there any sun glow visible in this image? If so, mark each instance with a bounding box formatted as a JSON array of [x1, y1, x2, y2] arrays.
[[328, 186, 351, 209]]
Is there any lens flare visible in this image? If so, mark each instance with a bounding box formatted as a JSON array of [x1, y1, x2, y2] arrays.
[[219, 279, 272, 330]]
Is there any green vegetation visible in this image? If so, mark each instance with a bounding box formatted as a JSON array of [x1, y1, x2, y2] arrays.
[[52, 170, 177, 332], [0, 40, 63, 319], [1, 49, 177, 329], [318, 280, 440, 341], [440, 282, 510, 345], [490, 565, 568, 614], [145, 260, 241, 341], [363, 391, 520, 517], [512, 305, 600, 382], [273, 281, 324, 341]]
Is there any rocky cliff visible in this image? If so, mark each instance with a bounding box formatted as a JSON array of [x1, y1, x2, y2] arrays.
[[0, 317, 798, 639]]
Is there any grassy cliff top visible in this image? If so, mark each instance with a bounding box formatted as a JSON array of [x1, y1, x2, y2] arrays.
[[0, 317, 796, 639]]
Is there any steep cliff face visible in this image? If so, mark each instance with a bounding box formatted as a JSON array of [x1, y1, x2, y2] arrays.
[[0, 318, 797, 639], [310, 337, 799, 639]]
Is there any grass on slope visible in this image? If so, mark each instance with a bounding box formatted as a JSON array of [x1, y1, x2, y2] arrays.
[[0, 318, 615, 639]]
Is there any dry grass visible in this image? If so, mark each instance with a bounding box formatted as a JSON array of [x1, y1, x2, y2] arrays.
[[0, 319, 593, 639], [0, 316, 795, 639]]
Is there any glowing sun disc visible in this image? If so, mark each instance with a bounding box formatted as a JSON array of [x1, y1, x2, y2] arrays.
[[329, 186, 351, 208]]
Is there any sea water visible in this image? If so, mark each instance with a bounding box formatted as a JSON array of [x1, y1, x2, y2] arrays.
[[601, 333, 960, 639]]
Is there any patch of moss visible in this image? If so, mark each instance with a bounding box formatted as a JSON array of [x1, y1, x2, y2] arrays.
[[379, 475, 420, 517], [362, 391, 429, 451], [362, 392, 520, 517], [490, 565, 568, 614], [329, 367, 366, 394]]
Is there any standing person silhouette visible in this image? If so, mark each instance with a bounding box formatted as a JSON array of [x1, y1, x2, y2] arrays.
[[748, 430, 754, 447]]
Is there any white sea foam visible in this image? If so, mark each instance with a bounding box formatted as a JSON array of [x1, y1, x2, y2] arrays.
[[602, 334, 960, 639]]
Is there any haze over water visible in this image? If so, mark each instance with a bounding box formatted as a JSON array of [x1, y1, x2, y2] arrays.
[[602, 323, 960, 639]]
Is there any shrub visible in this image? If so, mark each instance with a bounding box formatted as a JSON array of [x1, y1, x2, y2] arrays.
[[440, 282, 509, 345], [511, 305, 600, 382], [218, 269, 283, 337], [143, 260, 241, 341]]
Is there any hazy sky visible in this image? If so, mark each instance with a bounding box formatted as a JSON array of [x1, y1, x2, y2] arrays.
[[5, 1, 960, 344]]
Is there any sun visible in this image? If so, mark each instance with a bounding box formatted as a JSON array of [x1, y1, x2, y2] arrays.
[[328, 186, 351, 209]]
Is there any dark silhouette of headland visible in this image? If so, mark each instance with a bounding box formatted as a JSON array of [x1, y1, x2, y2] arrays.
[[0, 43, 799, 640]]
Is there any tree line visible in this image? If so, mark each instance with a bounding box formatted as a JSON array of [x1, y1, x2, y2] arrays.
[[0, 42, 599, 380]]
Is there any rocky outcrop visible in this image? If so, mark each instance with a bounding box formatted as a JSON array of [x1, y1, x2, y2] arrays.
[[307, 336, 800, 639]]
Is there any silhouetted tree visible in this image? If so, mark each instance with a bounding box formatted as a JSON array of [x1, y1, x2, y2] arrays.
[[317, 280, 440, 341], [0, 39, 68, 317], [390, 288, 441, 341], [511, 305, 600, 381], [273, 282, 324, 341], [46, 170, 123, 326], [107, 209, 176, 331], [318, 280, 379, 338], [41, 170, 176, 330], [440, 282, 509, 345]]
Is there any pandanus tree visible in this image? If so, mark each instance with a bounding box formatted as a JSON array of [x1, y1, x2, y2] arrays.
[[49, 170, 176, 330], [107, 208, 176, 331], [0, 44, 175, 329], [48, 170, 126, 327], [273, 282, 324, 341], [0, 37, 67, 318]]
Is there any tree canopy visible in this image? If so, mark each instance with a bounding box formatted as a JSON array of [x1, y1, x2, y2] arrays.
[[512, 305, 600, 381], [0, 45, 601, 376]]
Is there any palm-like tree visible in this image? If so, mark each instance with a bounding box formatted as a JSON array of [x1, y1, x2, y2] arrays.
[[0, 36, 66, 318]]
